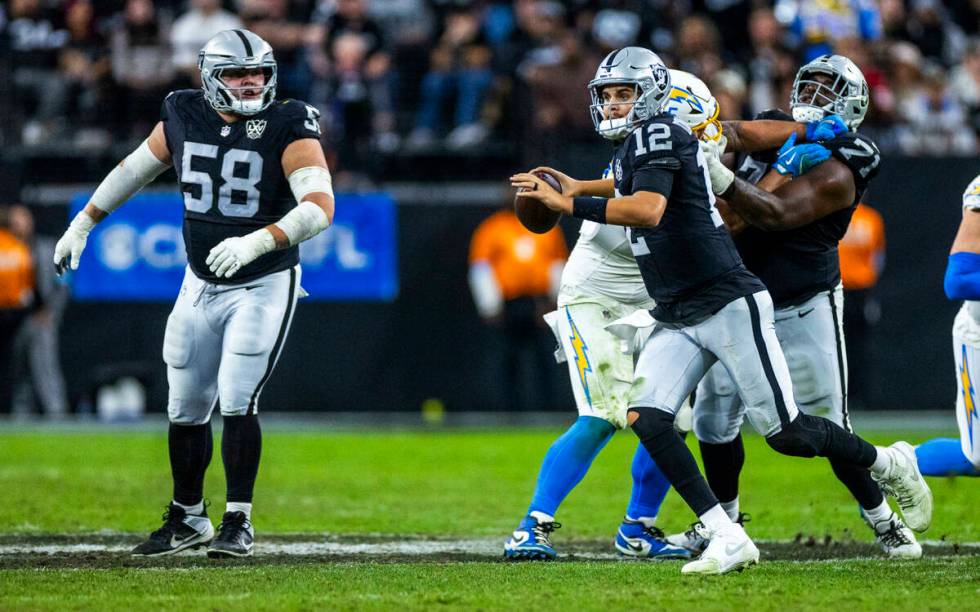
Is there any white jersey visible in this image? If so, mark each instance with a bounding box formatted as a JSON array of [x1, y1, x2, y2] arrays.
[[557, 221, 652, 308], [957, 174, 980, 343]]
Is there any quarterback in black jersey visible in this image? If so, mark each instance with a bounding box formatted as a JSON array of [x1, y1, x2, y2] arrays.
[[680, 56, 921, 559], [512, 47, 931, 575], [53, 30, 334, 558]]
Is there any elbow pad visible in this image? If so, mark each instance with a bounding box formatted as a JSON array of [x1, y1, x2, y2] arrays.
[[944, 252, 980, 300], [90, 140, 170, 214]]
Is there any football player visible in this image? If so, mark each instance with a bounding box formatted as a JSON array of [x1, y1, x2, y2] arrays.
[[675, 55, 921, 558], [512, 47, 931, 575], [915, 175, 980, 477], [53, 30, 333, 558]]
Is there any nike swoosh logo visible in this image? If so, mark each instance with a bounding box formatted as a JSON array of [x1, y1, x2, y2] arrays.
[[798, 308, 815, 318], [725, 541, 747, 555], [170, 534, 188, 548], [624, 538, 645, 552], [509, 532, 529, 547]]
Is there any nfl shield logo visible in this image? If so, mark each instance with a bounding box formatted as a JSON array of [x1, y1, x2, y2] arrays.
[[220, 125, 231, 137], [246, 119, 267, 140]]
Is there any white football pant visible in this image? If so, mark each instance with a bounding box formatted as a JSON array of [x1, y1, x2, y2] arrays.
[[952, 302, 980, 468]]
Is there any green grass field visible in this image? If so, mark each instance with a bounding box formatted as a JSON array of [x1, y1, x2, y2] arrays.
[[1, 426, 978, 610]]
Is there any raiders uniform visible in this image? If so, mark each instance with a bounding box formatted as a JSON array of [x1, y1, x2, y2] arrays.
[[952, 175, 980, 465], [620, 114, 800, 438], [162, 89, 320, 423], [694, 110, 882, 444]]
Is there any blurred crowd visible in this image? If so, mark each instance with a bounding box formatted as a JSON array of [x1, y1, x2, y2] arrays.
[[2, 0, 980, 177]]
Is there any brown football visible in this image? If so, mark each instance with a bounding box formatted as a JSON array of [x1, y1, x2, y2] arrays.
[[515, 171, 563, 234]]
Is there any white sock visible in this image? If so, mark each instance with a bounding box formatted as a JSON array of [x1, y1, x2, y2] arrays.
[[174, 500, 204, 515], [863, 500, 892, 525], [699, 504, 733, 531], [226, 502, 252, 520], [870, 446, 892, 475], [720, 497, 740, 522], [529, 510, 554, 523], [627, 515, 657, 528]]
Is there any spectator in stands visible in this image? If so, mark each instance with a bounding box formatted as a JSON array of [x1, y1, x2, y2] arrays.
[[951, 38, 980, 139], [897, 62, 977, 155], [839, 202, 886, 411], [239, 0, 316, 101], [781, 0, 881, 61], [60, 0, 111, 146], [406, 4, 494, 150], [7, 0, 70, 144], [906, 0, 966, 65], [170, 0, 242, 86], [745, 9, 797, 116], [673, 14, 723, 79], [110, 0, 175, 140], [468, 206, 567, 412], [7, 205, 68, 419], [524, 29, 598, 144], [711, 69, 748, 121], [0, 205, 36, 414]]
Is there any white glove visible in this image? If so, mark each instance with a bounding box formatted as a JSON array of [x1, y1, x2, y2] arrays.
[[206, 230, 276, 279], [53, 211, 97, 275], [699, 139, 735, 195]]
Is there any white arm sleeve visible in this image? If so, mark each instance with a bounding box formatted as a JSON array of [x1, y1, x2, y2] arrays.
[[288, 165, 334, 202], [273, 200, 331, 246], [89, 140, 170, 214]]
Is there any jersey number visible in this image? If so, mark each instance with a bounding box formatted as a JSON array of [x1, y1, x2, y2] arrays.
[[838, 139, 880, 178], [634, 123, 672, 156], [304, 104, 321, 135], [182, 143, 264, 218]]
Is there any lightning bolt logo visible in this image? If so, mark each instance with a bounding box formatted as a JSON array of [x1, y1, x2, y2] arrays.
[[961, 345, 978, 451], [566, 307, 593, 406], [666, 87, 704, 116]]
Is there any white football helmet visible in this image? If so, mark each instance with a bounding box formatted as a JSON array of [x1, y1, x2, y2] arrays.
[[589, 47, 672, 141], [199, 29, 277, 116], [790, 54, 868, 129], [663, 69, 723, 142]]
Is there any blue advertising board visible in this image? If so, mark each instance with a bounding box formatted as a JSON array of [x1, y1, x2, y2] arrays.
[[68, 192, 398, 302]]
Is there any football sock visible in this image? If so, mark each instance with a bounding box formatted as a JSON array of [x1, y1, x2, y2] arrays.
[[699, 436, 745, 504], [625, 442, 671, 520], [862, 499, 892, 525], [699, 504, 733, 531], [226, 501, 252, 520], [721, 497, 740, 522], [174, 500, 204, 515], [830, 458, 885, 509], [916, 438, 980, 476], [168, 421, 213, 506], [528, 416, 615, 516], [222, 414, 262, 503], [630, 407, 718, 516]]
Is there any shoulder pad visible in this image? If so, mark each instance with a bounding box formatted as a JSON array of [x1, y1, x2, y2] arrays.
[[964, 174, 980, 211], [754, 108, 793, 122], [824, 132, 881, 182]]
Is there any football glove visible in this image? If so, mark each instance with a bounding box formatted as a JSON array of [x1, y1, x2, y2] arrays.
[[773, 133, 832, 177], [53, 212, 96, 275], [698, 138, 735, 195], [206, 230, 276, 279], [805, 114, 848, 142]]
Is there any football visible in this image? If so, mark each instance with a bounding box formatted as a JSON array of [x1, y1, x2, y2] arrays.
[[515, 171, 563, 234]]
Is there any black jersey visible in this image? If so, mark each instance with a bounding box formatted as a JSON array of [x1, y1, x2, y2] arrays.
[[616, 114, 765, 324], [732, 109, 881, 306], [161, 89, 322, 284]]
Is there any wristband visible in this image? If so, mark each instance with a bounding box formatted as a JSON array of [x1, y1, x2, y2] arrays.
[[572, 197, 608, 224]]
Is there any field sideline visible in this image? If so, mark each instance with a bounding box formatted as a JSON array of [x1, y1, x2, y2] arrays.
[[2, 425, 978, 609]]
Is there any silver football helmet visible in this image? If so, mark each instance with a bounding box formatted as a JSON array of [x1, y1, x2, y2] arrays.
[[198, 29, 277, 116], [790, 54, 869, 129], [589, 47, 672, 141]]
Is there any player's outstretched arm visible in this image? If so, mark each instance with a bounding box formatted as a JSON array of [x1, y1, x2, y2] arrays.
[[527, 166, 615, 198], [53, 123, 172, 274], [722, 115, 847, 153], [509, 172, 665, 227], [206, 138, 334, 279]]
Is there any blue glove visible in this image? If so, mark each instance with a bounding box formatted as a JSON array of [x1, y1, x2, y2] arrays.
[[805, 114, 848, 142], [773, 133, 832, 177]]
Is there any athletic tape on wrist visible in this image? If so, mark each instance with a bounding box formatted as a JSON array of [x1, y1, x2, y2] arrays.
[[273, 200, 330, 246]]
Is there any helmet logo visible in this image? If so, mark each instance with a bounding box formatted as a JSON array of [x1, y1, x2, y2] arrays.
[[652, 66, 669, 90], [246, 119, 267, 139]]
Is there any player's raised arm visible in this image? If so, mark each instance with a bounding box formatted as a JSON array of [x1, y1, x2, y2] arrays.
[[722, 114, 848, 154], [53, 122, 173, 274], [205, 138, 333, 279]]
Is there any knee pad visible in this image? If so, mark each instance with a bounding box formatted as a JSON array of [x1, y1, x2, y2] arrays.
[[765, 413, 824, 458], [629, 407, 675, 444]]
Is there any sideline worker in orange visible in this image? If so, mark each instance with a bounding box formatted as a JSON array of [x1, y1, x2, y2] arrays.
[[0, 205, 38, 413]]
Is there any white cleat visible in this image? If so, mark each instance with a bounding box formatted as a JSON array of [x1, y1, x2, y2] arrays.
[[871, 442, 933, 533], [870, 513, 922, 559], [680, 522, 759, 575]]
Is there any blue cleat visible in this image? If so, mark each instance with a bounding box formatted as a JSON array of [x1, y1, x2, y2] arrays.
[[504, 511, 561, 560], [616, 517, 691, 560]]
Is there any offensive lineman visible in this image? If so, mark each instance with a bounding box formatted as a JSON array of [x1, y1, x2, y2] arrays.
[[53, 30, 333, 557], [671, 56, 922, 558], [512, 47, 931, 575], [915, 174, 980, 477]]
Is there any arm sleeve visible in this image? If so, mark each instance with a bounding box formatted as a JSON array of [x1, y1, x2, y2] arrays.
[[945, 252, 980, 301]]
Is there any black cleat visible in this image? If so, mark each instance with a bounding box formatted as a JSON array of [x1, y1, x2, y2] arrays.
[[131, 503, 214, 557], [207, 511, 254, 558]]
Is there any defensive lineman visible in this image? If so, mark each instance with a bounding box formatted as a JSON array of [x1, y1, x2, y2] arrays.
[[916, 174, 980, 477], [53, 30, 333, 557], [512, 46, 931, 575], [675, 55, 922, 558]]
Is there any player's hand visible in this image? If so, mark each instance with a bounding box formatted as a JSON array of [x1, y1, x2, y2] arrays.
[[206, 231, 275, 279], [529, 166, 579, 197], [53, 211, 97, 276], [805, 114, 848, 142], [509, 172, 572, 212], [698, 139, 735, 195], [773, 133, 831, 177]]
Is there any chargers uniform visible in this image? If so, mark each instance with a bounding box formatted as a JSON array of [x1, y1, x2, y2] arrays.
[[162, 89, 320, 424], [952, 175, 980, 466], [694, 109, 882, 442]]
